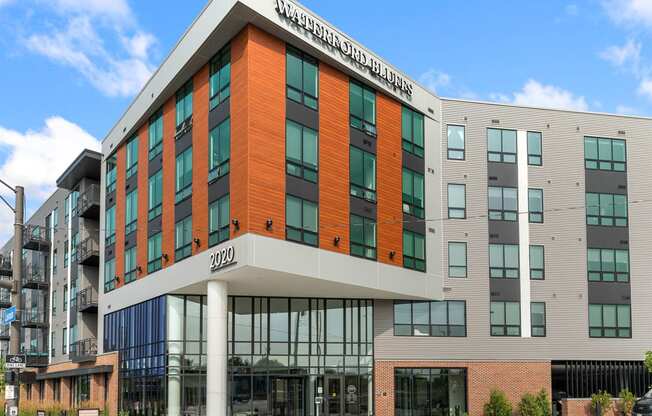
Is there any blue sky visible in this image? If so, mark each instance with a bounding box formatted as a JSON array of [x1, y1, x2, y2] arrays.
[[0, 0, 650, 240]]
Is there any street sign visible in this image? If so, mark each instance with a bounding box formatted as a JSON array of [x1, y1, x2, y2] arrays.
[[5, 385, 16, 400], [3, 306, 16, 325], [5, 354, 26, 369]]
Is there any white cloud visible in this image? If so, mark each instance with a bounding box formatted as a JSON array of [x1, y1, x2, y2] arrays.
[[616, 104, 637, 114], [566, 4, 579, 16], [600, 39, 641, 70], [637, 78, 652, 99], [418, 69, 451, 94], [603, 0, 652, 28], [493, 79, 589, 111], [49, 0, 132, 23], [0, 0, 13, 6]]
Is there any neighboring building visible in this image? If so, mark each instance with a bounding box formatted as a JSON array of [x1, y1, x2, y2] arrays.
[[0, 150, 118, 414]]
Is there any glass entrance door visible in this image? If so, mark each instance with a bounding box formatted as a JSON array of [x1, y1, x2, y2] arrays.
[[324, 377, 344, 416], [272, 377, 304, 416]]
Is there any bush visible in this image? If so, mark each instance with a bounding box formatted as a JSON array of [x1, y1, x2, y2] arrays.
[[591, 391, 613, 416], [518, 393, 542, 416], [484, 389, 513, 416], [645, 351, 652, 375], [619, 389, 636, 416], [536, 389, 552, 416]]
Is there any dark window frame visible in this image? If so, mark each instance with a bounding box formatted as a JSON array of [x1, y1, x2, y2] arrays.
[[488, 186, 518, 221], [487, 128, 517, 163], [528, 188, 544, 223], [286, 45, 319, 110], [529, 245, 545, 280], [350, 145, 377, 203], [490, 301, 521, 337], [447, 183, 466, 219], [209, 194, 230, 247], [286, 119, 318, 183], [286, 195, 318, 247], [350, 214, 377, 260], [349, 80, 377, 137], [402, 106, 425, 158], [527, 131, 542, 166], [587, 248, 629, 283], [210, 46, 231, 110], [176, 80, 193, 132], [209, 118, 231, 183], [393, 300, 467, 337], [402, 168, 425, 219], [175, 216, 193, 261], [584, 136, 627, 172], [124, 246, 137, 284], [403, 229, 426, 272], [175, 147, 193, 203], [148, 169, 163, 221], [531, 302, 546, 337], [125, 135, 139, 179], [148, 109, 163, 160], [489, 243, 519, 279], [447, 124, 465, 160], [586, 192, 628, 227], [589, 304, 632, 338], [147, 232, 163, 273]]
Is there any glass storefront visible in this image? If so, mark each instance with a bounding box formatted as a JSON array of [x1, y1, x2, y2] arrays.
[[395, 368, 467, 416]]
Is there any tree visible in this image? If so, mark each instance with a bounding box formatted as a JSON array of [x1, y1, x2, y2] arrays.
[[645, 351, 652, 374], [536, 389, 552, 416], [484, 389, 513, 416], [591, 391, 612, 416], [518, 393, 543, 416], [619, 389, 636, 416]]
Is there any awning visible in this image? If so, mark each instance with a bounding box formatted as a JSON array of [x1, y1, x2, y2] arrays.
[[36, 365, 113, 380]]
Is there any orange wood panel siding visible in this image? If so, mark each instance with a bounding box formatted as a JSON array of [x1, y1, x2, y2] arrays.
[[376, 93, 403, 266], [162, 97, 176, 268], [319, 62, 349, 254], [114, 146, 126, 287], [230, 27, 250, 238], [136, 124, 149, 279], [245, 26, 286, 238], [192, 64, 210, 254]]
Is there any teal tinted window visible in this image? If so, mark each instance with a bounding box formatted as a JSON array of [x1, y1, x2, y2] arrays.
[[209, 119, 230, 182], [589, 304, 631, 338], [176, 81, 193, 130], [175, 147, 193, 203], [125, 190, 137, 235], [587, 248, 629, 282], [148, 170, 163, 220], [209, 194, 230, 247], [487, 128, 517, 163], [105, 206, 116, 245], [147, 233, 162, 273], [210, 46, 230, 109], [148, 110, 163, 159], [527, 132, 542, 165], [531, 302, 546, 337], [125, 136, 138, 178], [350, 146, 376, 202], [585, 136, 626, 171], [529, 245, 545, 280], [393, 300, 466, 337], [489, 244, 519, 279], [488, 187, 518, 221], [447, 184, 466, 219], [124, 247, 137, 284], [106, 156, 117, 193], [350, 214, 376, 260], [447, 125, 465, 160], [402, 168, 425, 219], [104, 258, 115, 293], [402, 106, 424, 158], [175, 216, 193, 261], [586, 193, 627, 226], [286, 46, 318, 110], [286, 120, 318, 183], [448, 242, 467, 278], [286, 195, 318, 246], [528, 188, 544, 223], [350, 81, 376, 136], [490, 301, 520, 336], [403, 230, 426, 272]]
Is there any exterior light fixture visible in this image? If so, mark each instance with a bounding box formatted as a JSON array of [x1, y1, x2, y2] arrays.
[[333, 236, 340, 246], [266, 219, 273, 230], [194, 238, 201, 247], [232, 218, 240, 230]]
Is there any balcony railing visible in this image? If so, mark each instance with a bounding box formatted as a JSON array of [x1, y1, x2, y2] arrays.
[[20, 308, 48, 328], [70, 338, 97, 362], [23, 225, 50, 251], [0, 288, 11, 308], [21, 265, 48, 290], [0, 255, 12, 276], [77, 237, 99, 266], [77, 286, 98, 312], [22, 348, 48, 368], [77, 184, 100, 219], [0, 324, 10, 340]]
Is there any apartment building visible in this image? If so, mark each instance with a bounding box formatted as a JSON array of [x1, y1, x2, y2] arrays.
[[0, 150, 118, 413]]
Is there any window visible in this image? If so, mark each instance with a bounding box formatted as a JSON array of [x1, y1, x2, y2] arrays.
[[350, 146, 376, 202], [148, 233, 163, 273], [50, 332, 55, 357], [447, 184, 466, 219], [70, 190, 79, 218], [125, 189, 138, 235], [52, 249, 58, 275], [589, 304, 631, 338], [528, 188, 544, 223], [531, 302, 546, 337], [350, 214, 376, 260], [104, 258, 116, 293], [148, 170, 163, 220], [209, 119, 230, 182], [52, 289, 57, 316], [106, 156, 117, 194], [394, 368, 468, 416], [529, 245, 545, 280], [148, 110, 163, 159], [124, 247, 137, 284], [52, 207, 58, 230], [210, 46, 230, 110], [176, 147, 193, 203], [490, 301, 520, 336], [448, 242, 467, 278], [62, 327, 67, 355], [489, 244, 519, 279], [285, 195, 318, 246], [63, 285, 68, 312], [175, 216, 193, 261], [402, 106, 424, 157], [209, 195, 230, 247], [286, 120, 318, 183], [403, 230, 425, 272], [447, 125, 465, 160], [105, 206, 116, 245], [587, 248, 629, 282], [64, 195, 70, 223], [286, 46, 318, 109], [488, 187, 518, 221], [393, 300, 466, 337], [585, 137, 626, 171], [586, 193, 628, 227], [402, 169, 425, 218], [126, 135, 138, 178], [487, 128, 517, 163], [64, 243, 68, 269], [176, 81, 193, 131], [528, 132, 542, 165], [71, 232, 79, 263], [350, 80, 376, 136]]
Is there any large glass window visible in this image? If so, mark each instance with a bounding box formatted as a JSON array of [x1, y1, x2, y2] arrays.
[[488, 186, 518, 221], [393, 301, 466, 337], [148, 170, 163, 220], [585, 137, 626, 171], [209, 195, 230, 247], [106, 156, 117, 193], [403, 230, 425, 272], [176, 81, 193, 131], [528, 131, 542, 165], [148, 233, 162, 273], [402, 106, 424, 158], [286, 120, 318, 183], [395, 368, 467, 416], [175, 216, 193, 261], [286, 195, 318, 246], [489, 244, 519, 279], [124, 247, 137, 284], [104, 258, 115, 293], [530, 245, 545, 280], [126, 135, 138, 179], [286, 46, 318, 110], [350, 146, 376, 202], [490, 301, 520, 336], [589, 304, 631, 338], [448, 242, 467, 278], [125, 189, 138, 235], [210, 46, 230, 110], [586, 193, 628, 227], [209, 119, 230, 183], [487, 128, 517, 163], [528, 188, 544, 223], [447, 125, 465, 160], [447, 184, 466, 219], [587, 248, 629, 282], [149, 110, 163, 160], [105, 206, 116, 245], [350, 81, 376, 136], [350, 215, 376, 260], [531, 302, 546, 337], [402, 169, 424, 219], [176, 147, 193, 203]]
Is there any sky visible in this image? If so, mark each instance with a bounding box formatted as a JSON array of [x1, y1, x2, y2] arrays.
[[0, 0, 651, 242]]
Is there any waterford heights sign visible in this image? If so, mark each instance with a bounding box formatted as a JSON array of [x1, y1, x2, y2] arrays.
[[275, 0, 414, 96]]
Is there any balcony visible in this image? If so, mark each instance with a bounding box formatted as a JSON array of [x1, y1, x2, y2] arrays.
[[0, 255, 12, 276], [77, 237, 99, 266], [21, 265, 48, 290], [23, 348, 48, 368], [23, 225, 50, 251], [20, 308, 47, 328], [77, 184, 100, 219], [0, 324, 10, 341], [0, 288, 11, 308], [77, 286, 98, 313], [70, 338, 97, 363]]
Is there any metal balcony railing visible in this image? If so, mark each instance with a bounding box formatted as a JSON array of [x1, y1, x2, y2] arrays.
[[0, 255, 12, 276], [70, 338, 97, 362], [0, 288, 11, 308], [0, 324, 10, 340], [23, 225, 50, 251], [77, 184, 100, 219], [20, 308, 48, 328], [77, 237, 99, 266], [77, 286, 98, 312], [21, 264, 48, 290], [21, 347, 48, 368]]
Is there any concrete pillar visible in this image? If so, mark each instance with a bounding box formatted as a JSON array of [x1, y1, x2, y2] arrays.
[[167, 296, 184, 416], [206, 280, 228, 416]]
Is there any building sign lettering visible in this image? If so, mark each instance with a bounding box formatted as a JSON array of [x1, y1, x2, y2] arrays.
[[210, 246, 236, 272]]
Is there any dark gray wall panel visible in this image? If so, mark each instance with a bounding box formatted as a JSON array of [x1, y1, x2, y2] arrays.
[[124, 231, 137, 250], [208, 174, 230, 203], [286, 175, 318, 203], [175, 129, 193, 155], [488, 221, 519, 244], [350, 127, 376, 154], [585, 170, 628, 195], [350, 197, 376, 219], [489, 279, 521, 301], [403, 151, 424, 174], [487, 162, 518, 187], [105, 244, 115, 261], [105, 190, 116, 208], [148, 154, 163, 176], [125, 174, 138, 193], [588, 282, 631, 304], [148, 216, 162, 237], [286, 99, 318, 130], [403, 213, 425, 235], [175, 196, 193, 221], [587, 226, 629, 249], [209, 97, 230, 130]]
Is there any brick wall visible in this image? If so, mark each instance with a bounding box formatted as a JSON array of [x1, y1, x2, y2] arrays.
[[375, 360, 551, 416], [562, 399, 624, 416]]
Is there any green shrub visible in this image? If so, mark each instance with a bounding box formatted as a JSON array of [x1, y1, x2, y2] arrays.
[[619, 389, 636, 416], [484, 389, 513, 416], [518, 393, 542, 416], [536, 389, 552, 416], [591, 391, 613, 416], [645, 351, 652, 374]]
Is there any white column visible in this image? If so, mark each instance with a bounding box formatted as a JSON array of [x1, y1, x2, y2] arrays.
[[167, 296, 184, 416], [207, 280, 228, 416], [517, 130, 531, 338]]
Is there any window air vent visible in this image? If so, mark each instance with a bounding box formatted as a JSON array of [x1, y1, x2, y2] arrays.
[[618, 185, 627, 190], [620, 240, 628, 245], [489, 233, 499, 239], [490, 291, 500, 297], [491, 119, 500, 124], [618, 130, 626, 135], [488, 176, 498, 181]]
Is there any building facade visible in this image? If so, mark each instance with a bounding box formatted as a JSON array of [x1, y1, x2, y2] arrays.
[[6, 1, 647, 416]]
